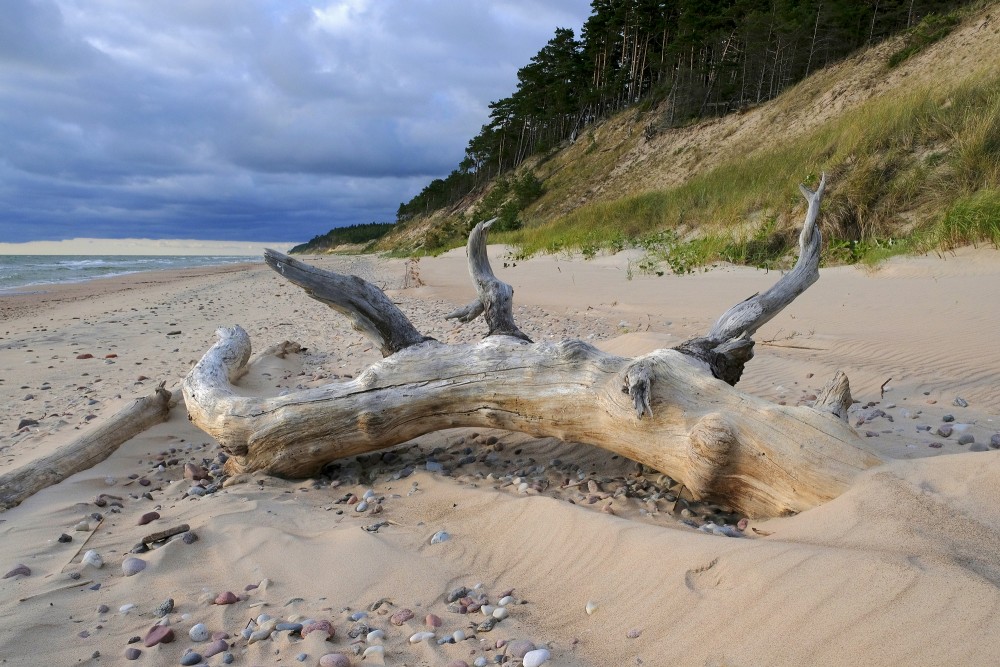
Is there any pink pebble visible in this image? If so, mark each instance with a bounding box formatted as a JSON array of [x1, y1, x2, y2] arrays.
[[214, 591, 238, 605], [143, 625, 175, 647], [203, 639, 229, 657], [425, 613, 442, 628], [390, 608, 414, 626], [302, 619, 334, 640], [318, 653, 351, 667]]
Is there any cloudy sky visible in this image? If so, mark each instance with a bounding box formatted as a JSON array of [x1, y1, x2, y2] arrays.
[[0, 0, 593, 244]]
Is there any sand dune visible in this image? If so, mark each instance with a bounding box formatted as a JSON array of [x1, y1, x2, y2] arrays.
[[2, 246, 1000, 666]]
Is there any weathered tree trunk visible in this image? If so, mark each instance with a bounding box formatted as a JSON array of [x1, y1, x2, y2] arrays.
[[184, 175, 887, 518], [0, 384, 179, 511]]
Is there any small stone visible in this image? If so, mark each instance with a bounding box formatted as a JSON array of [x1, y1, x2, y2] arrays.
[[477, 617, 498, 632], [355, 501, 369, 512], [125, 647, 142, 660], [958, 434, 975, 445], [425, 613, 442, 628], [301, 619, 334, 640], [409, 631, 435, 643], [296, 654, 308, 663], [180, 651, 203, 666], [120, 603, 137, 614], [446, 586, 468, 603], [58, 533, 73, 543], [936, 424, 953, 438], [276, 622, 303, 633], [585, 600, 598, 615], [17, 418, 39, 429], [189, 623, 210, 642], [137, 511, 160, 526], [222, 652, 234, 664], [430, 530, 450, 544], [492, 607, 509, 620], [214, 591, 238, 605], [363, 645, 385, 658], [81, 550, 103, 568], [76, 353, 94, 359], [154, 599, 174, 617], [122, 557, 146, 576], [3, 564, 30, 578], [319, 654, 351, 667], [182, 532, 199, 544], [954, 397, 969, 407], [203, 639, 228, 657], [75, 521, 91, 532], [626, 628, 642, 638], [508, 640, 535, 658], [452, 630, 467, 642], [942, 414, 955, 423], [366, 629, 385, 643], [143, 624, 175, 647], [474, 658, 488, 667], [522, 649, 551, 667], [390, 608, 414, 625], [97, 604, 109, 614], [992, 434, 1000, 449]]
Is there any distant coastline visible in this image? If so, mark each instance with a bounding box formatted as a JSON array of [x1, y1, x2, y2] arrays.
[[0, 237, 296, 256]]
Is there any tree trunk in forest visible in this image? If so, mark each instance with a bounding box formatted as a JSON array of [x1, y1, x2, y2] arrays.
[[183, 175, 887, 518]]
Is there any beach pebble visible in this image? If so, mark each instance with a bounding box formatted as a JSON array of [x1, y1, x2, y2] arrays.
[[425, 613, 442, 628], [409, 631, 435, 643], [942, 414, 955, 422], [585, 600, 599, 615], [318, 654, 351, 667], [452, 630, 467, 642], [154, 599, 174, 616], [498, 595, 514, 606], [627, 628, 642, 638], [189, 623, 210, 642], [75, 521, 91, 531], [958, 434, 975, 445], [366, 629, 385, 643], [936, 425, 953, 438], [122, 557, 146, 576], [124, 647, 142, 660], [474, 658, 488, 667], [58, 533, 73, 543], [954, 397, 969, 407], [430, 530, 451, 544], [355, 501, 368, 512], [508, 640, 535, 658], [137, 511, 160, 525], [180, 651, 202, 666], [221, 653, 234, 664], [302, 619, 334, 640], [81, 550, 103, 568], [3, 564, 30, 578], [390, 608, 414, 625], [143, 624, 175, 647], [363, 646, 384, 659], [492, 606, 509, 620], [446, 586, 468, 602], [477, 617, 498, 632], [522, 649, 551, 667], [214, 591, 238, 605], [182, 531, 199, 544], [203, 639, 228, 657], [276, 622, 303, 633], [186, 485, 207, 497], [296, 654, 308, 662], [120, 603, 137, 615]]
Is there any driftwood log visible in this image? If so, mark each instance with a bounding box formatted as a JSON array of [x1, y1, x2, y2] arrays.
[[0, 384, 180, 511], [184, 175, 887, 518]]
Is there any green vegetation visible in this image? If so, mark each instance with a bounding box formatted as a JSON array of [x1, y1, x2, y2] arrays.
[[887, 12, 961, 68], [396, 0, 971, 224], [289, 222, 395, 254], [503, 66, 1000, 271]]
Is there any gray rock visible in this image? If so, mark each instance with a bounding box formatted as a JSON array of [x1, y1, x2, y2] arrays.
[[936, 424, 953, 438], [991, 434, 1000, 449], [446, 586, 468, 603], [954, 397, 969, 408], [971, 442, 989, 452], [942, 414, 955, 422], [957, 434, 975, 445], [180, 651, 202, 666], [153, 599, 174, 617]]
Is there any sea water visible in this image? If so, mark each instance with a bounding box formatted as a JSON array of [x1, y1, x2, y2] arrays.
[[0, 255, 258, 293]]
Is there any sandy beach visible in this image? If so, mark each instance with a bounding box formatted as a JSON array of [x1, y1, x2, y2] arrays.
[[2, 246, 1000, 666]]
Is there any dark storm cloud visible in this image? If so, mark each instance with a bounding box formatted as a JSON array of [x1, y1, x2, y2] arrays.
[[0, 0, 592, 242]]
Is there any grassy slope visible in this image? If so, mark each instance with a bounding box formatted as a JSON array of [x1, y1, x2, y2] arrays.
[[382, 3, 1000, 268]]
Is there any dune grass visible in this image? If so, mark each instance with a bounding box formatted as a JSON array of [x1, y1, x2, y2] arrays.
[[500, 66, 1000, 270]]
